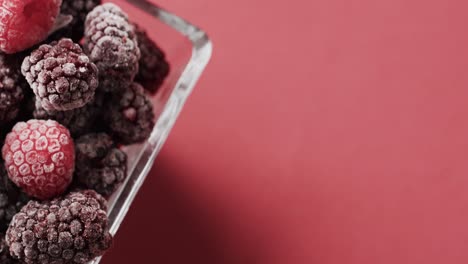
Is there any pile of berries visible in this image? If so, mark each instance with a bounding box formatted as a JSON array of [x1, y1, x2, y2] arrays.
[[0, 1, 169, 263]]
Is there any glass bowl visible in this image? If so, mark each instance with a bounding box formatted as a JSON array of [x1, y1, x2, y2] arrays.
[[91, 0, 212, 263]]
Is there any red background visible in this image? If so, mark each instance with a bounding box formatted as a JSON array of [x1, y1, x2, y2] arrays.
[[104, 0, 468, 263]]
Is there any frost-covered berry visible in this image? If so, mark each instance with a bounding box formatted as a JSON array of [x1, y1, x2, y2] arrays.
[[134, 23, 169, 93], [0, 53, 24, 124], [74, 133, 127, 197], [0, 0, 63, 54], [21, 38, 98, 112], [1, 119, 75, 200], [105, 83, 155, 144], [33, 94, 102, 137], [53, 0, 102, 42], [6, 190, 112, 264], [0, 234, 17, 263], [84, 3, 140, 93]]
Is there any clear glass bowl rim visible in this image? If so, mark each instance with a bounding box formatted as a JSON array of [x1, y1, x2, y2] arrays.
[[92, 0, 212, 262]]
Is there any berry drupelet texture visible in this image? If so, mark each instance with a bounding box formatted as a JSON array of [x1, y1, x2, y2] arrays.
[[33, 94, 103, 137], [134, 23, 170, 93], [53, 0, 102, 42], [105, 83, 155, 145], [74, 133, 127, 197], [6, 190, 112, 264], [84, 3, 140, 94], [0, 234, 17, 263], [0, 0, 62, 54], [0, 53, 24, 124], [2, 119, 75, 200], [21, 38, 99, 112]]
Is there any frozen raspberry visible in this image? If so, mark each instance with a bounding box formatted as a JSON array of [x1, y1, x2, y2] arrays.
[[0, 53, 24, 124], [0, 0, 62, 54], [33, 95, 102, 137], [21, 38, 99, 112], [6, 190, 112, 264], [0, 234, 17, 263], [133, 24, 170, 93], [51, 0, 102, 42], [84, 3, 140, 93], [74, 133, 127, 197], [105, 83, 155, 144], [1, 119, 75, 200]]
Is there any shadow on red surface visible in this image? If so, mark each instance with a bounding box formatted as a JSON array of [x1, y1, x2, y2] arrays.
[[102, 155, 262, 264]]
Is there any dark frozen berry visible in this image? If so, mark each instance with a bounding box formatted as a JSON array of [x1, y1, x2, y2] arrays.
[[21, 38, 99, 112], [77, 189, 108, 210], [33, 95, 102, 137], [74, 133, 127, 197], [0, 53, 24, 124], [2, 119, 75, 200], [0, 0, 62, 54], [134, 23, 170, 93], [0, 234, 17, 263], [105, 83, 155, 144], [50, 0, 102, 42], [0, 162, 29, 232], [6, 190, 112, 264], [84, 3, 140, 94]]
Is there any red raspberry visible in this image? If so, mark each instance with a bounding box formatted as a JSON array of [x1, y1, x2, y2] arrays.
[[0, 0, 62, 54], [1, 119, 75, 200]]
